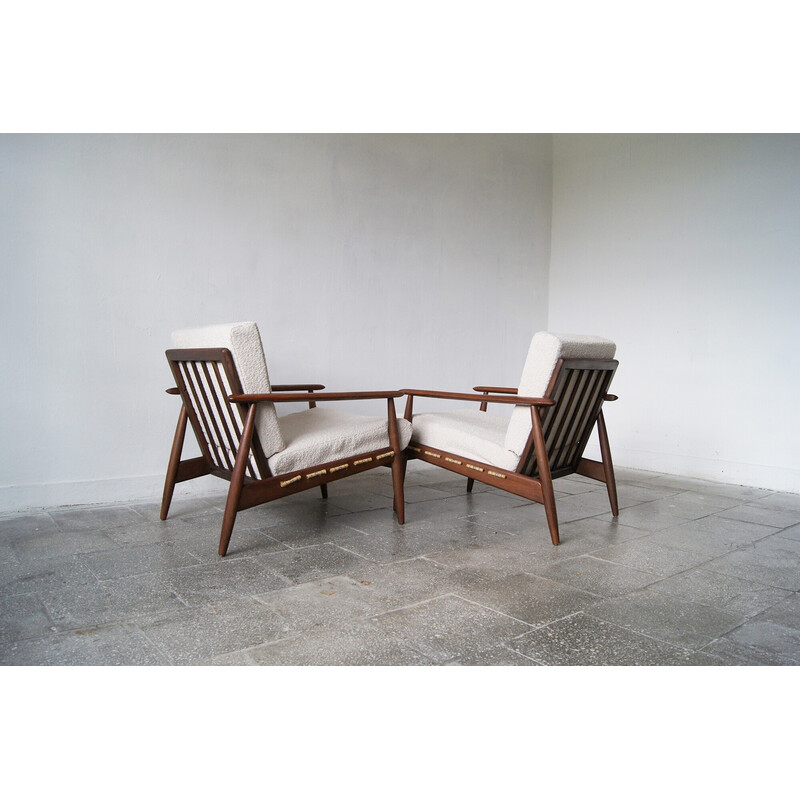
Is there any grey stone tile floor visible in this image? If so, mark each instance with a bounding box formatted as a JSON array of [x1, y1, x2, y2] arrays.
[[2, 461, 800, 666]]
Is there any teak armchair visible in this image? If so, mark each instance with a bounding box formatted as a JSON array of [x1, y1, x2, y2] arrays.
[[402, 332, 619, 546], [161, 322, 411, 556]]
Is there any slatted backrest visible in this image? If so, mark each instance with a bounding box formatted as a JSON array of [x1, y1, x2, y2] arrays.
[[167, 348, 271, 480], [517, 358, 618, 479]]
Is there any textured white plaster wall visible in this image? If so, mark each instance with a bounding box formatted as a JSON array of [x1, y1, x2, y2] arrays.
[[0, 133, 552, 510], [548, 133, 800, 492]]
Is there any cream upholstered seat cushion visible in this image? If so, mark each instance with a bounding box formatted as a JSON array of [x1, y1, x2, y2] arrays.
[[268, 407, 413, 475], [170, 321, 285, 459], [504, 332, 617, 458], [410, 409, 520, 472]]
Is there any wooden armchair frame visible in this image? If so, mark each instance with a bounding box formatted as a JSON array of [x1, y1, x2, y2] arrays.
[[162, 347, 406, 556], [402, 357, 619, 546]]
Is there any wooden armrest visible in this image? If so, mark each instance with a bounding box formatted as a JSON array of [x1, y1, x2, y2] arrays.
[[604, 394, 618, 401], [472, 385, 517, 394], [402, 389, 554, 406], [229, 391, 403, 403], [166, 387, 181, 395], [271, 384, 326, 392]]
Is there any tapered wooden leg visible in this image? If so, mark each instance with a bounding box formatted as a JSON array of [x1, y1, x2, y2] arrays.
[[596, 410, 619, 517], [320, 484, 328, 499], [219, 403, 257, 557], [466, 478, 475, 493], [161, 405, 189, 521], [531, 406, 560, 545], [388, 398, 405, 524]]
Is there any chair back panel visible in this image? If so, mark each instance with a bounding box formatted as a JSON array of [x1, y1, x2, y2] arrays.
[[170, 322, 285, 458], [167, 348, 270, 480], [519, 358, 617, 478], [505, 332, 617, 457]]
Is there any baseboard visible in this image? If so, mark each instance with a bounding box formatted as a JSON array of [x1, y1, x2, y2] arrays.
[[606, 446, 800, 495], [0, 473, 226, 515]]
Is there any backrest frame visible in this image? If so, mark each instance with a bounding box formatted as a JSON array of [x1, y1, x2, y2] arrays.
[[166, 347, 272, 481], [516, 357, 618, 479]]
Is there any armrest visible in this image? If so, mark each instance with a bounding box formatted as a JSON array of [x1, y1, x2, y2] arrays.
[[604, 394, 618, 401], [402, 389, 554, 407], [229, 391, 403, 403], [166, 387, 181, 395], [271, 384, 326, 391], [472, 386, 517, 394]]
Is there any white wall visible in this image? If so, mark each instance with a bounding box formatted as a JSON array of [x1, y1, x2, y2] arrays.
[[548, 134, 800, 492], [0, 134, 552, 511]]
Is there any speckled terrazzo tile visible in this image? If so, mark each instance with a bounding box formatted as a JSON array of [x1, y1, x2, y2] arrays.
[[0, 513, 59, 538], [136, 596, 290, 665], [38, 570, 190, 631], [161, 557, 290, 606], [252, 575, 387, 634], [0, 623, 169, 665], [446, 644, 543, 665], [585, 588, 746, 650], [530, 555, 661, 597], [80, 541, 203, 581], [346, 556, 461, 611], [368, 594, 532, 664], [0, 593, 56, 643], [699, 636, 799, 666], [703, 536, 800, 591], [49, 505, 148, 532], [509, 613, 720, 666], [0, 554, 99, 596], [588, 538, 714, 578], [713, 503, 800, 529], [448, 571, 602, 627], [10, 527, 119, 563], [253, 542, 369, 585], [647, 568, 792, 618], [222, 620, 433, 666]]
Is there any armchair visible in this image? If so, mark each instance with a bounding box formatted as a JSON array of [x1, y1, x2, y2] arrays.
[[161, 322, 411, 556], [403, 332, 619, 545]]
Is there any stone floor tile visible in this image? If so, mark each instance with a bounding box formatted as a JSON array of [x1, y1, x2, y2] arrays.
[[0, 624, 168, 666], [594, 502, 697, 533], [698, 636, 799, 666], [703, 536, 800, 591], [326, 491, 395, 514], [647, 568, 792, 618], [0, 555, 99, 596], [368, 594, 532, 664], [253, 575, 387, 633], [0, 513, 59, 538], [585, 588, 746, 650], [10, 527, 119, 563], [49, 505, 148, 532], [0, 593, 56, 643], [81, 541, 203, 581], [228, 621, 434, 666], [509, 613, 716, 666], [254, 542, 369, 585], [137, 597, 289, 665], [38, 571, 190, 631], [647, 516, 776, 556], [163, 557, 291, 606], [720, 620, 800, 664], [589, 538, 714, 578], [636, 491, 744, 519], [347, 556, 461, 610], [450, 571, 603, 627], [531, 555, 661, 597], [446, 644, 543, 666], [776, 523, 800, 542], [713, 503, 800, 529], [749, 492, 800, 514]]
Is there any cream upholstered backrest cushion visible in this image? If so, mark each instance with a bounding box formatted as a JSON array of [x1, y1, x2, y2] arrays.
[[171, 321, 285, 458], [504, 332, 617, 459]]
